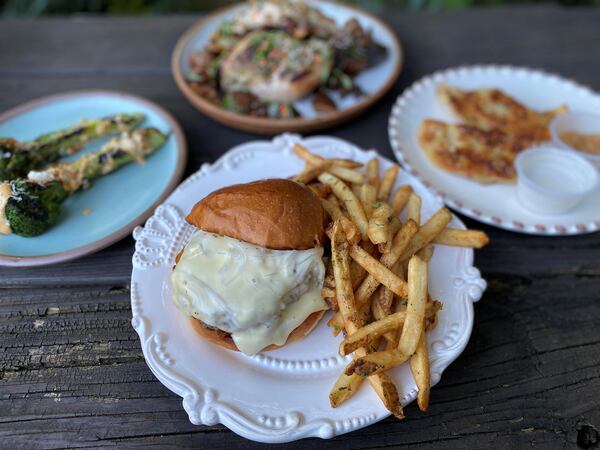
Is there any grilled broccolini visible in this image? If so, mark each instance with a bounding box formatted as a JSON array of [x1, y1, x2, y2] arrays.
[[0, 128, 167, 237], [0, 113, 144, 181]]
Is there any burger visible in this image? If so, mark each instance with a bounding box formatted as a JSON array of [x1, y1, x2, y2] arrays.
[[171, 178, 328, 356]]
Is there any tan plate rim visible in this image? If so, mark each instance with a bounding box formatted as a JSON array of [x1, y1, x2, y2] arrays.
[[171, 1, 404, 135], [0, 90, 188, 267]]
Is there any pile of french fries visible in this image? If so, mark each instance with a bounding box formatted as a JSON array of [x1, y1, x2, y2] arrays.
[[291, 143, 489, 419]]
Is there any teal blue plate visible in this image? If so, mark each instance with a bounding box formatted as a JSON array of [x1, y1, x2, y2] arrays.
[[0, 91, 187, 267]]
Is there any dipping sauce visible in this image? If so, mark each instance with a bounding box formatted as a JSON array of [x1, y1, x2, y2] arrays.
[[559, 131, 600, 155]]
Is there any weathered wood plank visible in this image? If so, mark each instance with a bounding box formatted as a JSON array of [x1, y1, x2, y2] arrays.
[[0, 6, 599, 449], [0, 273, 598, 448]]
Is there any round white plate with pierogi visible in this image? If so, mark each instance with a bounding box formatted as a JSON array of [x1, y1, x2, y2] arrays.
[[130, 134, 486, 443], [389, 65, 600, 236]]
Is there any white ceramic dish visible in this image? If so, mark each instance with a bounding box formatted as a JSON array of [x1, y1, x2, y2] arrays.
[[515, 146, 598, 215], [389, 65, 600, 235], [130, 133, 486, 443], [550, 111, 600, 165]]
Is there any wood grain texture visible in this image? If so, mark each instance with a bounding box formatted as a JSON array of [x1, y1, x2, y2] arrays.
[[1, 6, 600, 449]]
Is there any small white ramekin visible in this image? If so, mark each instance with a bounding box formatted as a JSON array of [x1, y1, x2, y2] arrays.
[[550, 111, 600, 165], [514, 146, 599, 215]]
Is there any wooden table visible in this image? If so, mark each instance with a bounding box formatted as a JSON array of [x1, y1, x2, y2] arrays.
[[1, 6, 599, 449]]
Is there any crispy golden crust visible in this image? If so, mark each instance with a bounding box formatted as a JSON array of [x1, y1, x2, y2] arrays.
[[418, 119, 532, 183], [437, 84, 567, 142], [189, 310, 326, 352], [186, 179, 326, 251]]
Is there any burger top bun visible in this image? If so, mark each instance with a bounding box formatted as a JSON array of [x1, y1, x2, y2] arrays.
[[186, 178, 325, 250]]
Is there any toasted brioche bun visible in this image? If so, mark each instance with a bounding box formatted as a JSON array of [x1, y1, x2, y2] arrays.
[[186, 178, 325, 250], [189, 310, 325, 353]]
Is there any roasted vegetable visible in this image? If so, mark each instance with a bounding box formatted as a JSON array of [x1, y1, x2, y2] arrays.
[[1, 128, 167, 237], [0, 113, 144, 181], [4, 180, 68, 237]]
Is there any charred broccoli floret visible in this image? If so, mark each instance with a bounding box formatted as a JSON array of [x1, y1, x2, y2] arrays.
[[4, 180, 68, 237], [0, 139, 29, 182]]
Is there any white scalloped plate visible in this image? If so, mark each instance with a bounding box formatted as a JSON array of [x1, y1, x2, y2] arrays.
[[389, 65, 600, 235], [130, 134, 486, 443]]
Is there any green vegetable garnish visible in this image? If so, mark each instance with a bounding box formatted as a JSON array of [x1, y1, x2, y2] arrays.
[[0, 113, 144, 182], [2, 128, 166, 237]]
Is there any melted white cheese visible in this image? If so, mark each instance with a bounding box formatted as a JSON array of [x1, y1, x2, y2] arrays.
[[0, 182, 12, 234], [27, 170, 56, 185], [171, 230, 327, 355]]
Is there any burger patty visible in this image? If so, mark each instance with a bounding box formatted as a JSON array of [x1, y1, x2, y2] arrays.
[[198, 319, 230, 336]]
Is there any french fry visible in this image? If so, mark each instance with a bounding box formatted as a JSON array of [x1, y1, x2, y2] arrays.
[[329, 221, 404, 418], [378, 165, 399, 201], [307, 182, 332, 199], [292, 161, 332, 184], [406, 193, 422, 225], [346, 349, 410, 377], [328, 193, 341, 208], [330, 368, 404, 419], [380, 217, 402, 254], [385, 330, 401, 351], [391, 185, 413, 216], [354, 220, 418, 306], [329, 372, 365, 405], [331, 351, 404, 418], [397, 208, 452, 263], [331, 221, 359, 330], [320, 259, 370, 314], [349, 245, 408, 299], [321, 198, 361, 245], [409, 331, 430, 411], [416, 244, 435, 263], [368, 372, 404, 419], [368, 202, 393, 248], [328, 219, 418, 329], [342, 301, 440, 356], [399, 255, 428, 356], [293, 143, 327, 166], [340, 310, 407, 356], [433, 228, 490, 248], [350, 261, 367, 290], [383, 289, 406, 351], [377, 284, 395, 315], [352, 183, 362, 201], [350, 239, 376, 290], [293, 143, 362, 168], [327, 313, 344, 336], [287, 147, 488, 420], [373, 255, 405, 346], [372, 289, 399, 347], [366, 158, 380, 189], [388, 217, 402, 238], [321, 286, 335, 299], [329, 165, 365, 185], [319, 172, 369, 240], [358, 184, 377, 218]]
